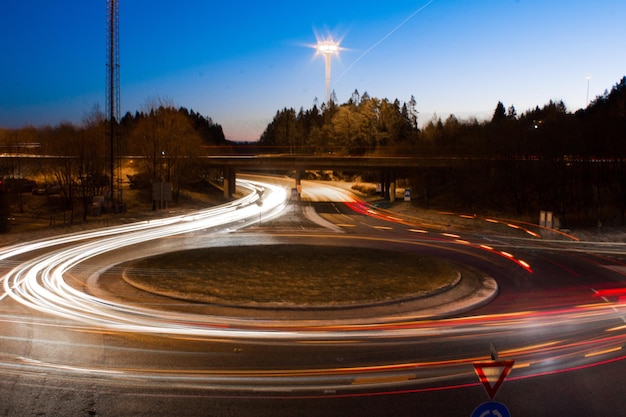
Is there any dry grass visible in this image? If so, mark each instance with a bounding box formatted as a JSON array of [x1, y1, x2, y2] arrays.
[[123, 245, 460, 307]]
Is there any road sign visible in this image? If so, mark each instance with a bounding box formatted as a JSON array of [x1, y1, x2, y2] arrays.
[[404, 188, 411, 201], [471, 401, 511, 417], [473, 360, 514, 400]]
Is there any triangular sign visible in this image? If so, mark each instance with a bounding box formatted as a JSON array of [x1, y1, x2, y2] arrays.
[[473, 360, 514, 399]]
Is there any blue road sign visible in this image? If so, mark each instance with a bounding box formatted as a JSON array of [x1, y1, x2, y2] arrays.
[[471, 401, 511, 417]]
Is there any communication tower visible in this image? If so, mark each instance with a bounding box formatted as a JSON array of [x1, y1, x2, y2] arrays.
[[106, 0, 120, 203]]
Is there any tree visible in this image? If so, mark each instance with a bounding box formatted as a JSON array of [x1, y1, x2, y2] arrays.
[[507, 105, 517, 120], [131, 98, 203, 206], [408, 95, 419, 130], [258, 108, 297, 153], [492, 101, 507, 123], [76, 105, 108, 220], [350, 89, 360, 106], [332, 105, 368, 155], [40, 123, 80, 222]]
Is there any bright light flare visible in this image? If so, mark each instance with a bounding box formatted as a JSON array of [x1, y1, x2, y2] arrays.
[[315, 39, 340, 56], [312, 34, 344, 104]]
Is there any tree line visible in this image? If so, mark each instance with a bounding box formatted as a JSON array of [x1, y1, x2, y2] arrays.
[[414, 77, 626, 226], [0, 99, 227, 225], [256, 78, 626, 226], [257, 91, 419, 155], [1, 77, 625, 227], [257, 79, 625, 160]]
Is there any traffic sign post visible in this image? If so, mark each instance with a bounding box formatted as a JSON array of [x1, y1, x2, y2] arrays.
[[473, 360, 514, 400]]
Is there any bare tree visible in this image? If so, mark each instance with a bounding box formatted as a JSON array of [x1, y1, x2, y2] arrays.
[[77, 105, 108, 220], [131, 98, 203, 206], [41, 123, 79, 223]]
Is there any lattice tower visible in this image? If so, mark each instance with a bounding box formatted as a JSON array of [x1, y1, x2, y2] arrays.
[[106, 0, 120, 202]]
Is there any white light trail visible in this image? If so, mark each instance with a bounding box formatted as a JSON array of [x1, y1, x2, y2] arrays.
[[0, 179, 292, 337], [1, 177, 626, 393]]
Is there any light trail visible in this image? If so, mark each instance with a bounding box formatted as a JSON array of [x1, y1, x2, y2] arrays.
[[0, 299, 624, 394], [343, 199, 534, 273], [0, 178, 625, 396], [1, 179, 288, 312]]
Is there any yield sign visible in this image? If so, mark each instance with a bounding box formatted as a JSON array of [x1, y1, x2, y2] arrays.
[[473, 360, 514, 399]]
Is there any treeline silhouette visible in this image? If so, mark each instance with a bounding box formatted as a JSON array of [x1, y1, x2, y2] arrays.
[[0, 105, 229, 228], [118, 107, 227, 154], [257, 77, 626, 226], [1, 77, 625, 227]]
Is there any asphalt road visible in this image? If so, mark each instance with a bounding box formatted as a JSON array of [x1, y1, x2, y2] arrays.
[[1, 177, 626, 416]]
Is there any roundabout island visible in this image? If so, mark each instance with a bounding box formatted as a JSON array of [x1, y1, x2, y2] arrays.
[[117, 240, 498, 322]]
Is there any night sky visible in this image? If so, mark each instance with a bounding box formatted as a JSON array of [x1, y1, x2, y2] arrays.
[[1, 0, 625, 141]]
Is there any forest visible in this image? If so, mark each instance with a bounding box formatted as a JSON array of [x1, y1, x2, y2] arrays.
[[257, 77, 626, 226], [1, 77, 625, 228], [0, 99, 228, 228]]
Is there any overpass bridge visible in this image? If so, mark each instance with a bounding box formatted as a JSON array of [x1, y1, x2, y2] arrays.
[[0, 153, 464, 201], [200, 155, 460, 198]]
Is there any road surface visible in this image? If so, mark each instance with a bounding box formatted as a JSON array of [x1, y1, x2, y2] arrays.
[[0, 177, 625, 416]]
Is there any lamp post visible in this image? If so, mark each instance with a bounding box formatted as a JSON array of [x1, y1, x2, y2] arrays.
[[316, 38, 340, 104]]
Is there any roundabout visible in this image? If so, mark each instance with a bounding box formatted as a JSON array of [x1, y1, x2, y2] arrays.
[[1, 178, 625, 417], [122, 244, 473, 309], [87, 232, 499, 324]]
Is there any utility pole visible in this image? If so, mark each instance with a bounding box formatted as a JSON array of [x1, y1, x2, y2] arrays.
[[106, 0, 120, 206]]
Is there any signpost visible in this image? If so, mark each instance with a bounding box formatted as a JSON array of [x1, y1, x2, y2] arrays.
[[404, 188, 411, 201], [471, 359, 514, 417]]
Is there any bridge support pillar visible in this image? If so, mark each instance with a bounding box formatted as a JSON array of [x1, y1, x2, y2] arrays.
[[379, 171, 396, 201], [379, 172, 387, 198], [224, 167, 236, 199], [295, 168, 303, 199]]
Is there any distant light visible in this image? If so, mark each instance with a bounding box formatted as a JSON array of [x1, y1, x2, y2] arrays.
[[316, 40, 340, 55], [314, 36, 343, 103]]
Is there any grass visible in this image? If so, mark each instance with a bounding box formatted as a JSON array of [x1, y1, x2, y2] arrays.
[[123, 245, 459, 308]]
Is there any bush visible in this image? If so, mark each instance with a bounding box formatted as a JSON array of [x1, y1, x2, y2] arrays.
[[351, 182, 378, 195]]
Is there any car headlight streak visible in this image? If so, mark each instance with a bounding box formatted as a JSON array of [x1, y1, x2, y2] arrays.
[[1, 180, 293, 337]]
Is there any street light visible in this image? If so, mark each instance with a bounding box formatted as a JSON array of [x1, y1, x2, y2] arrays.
[[315, 37, 341, 104]]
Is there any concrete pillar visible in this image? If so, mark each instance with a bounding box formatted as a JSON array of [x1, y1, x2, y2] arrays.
[[224, 167, 236, 199], [379, 170, 397, 201], [295, 168, 303, 199], [379, 172, 387, 198]]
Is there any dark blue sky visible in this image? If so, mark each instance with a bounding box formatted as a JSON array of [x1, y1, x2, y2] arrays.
[[1, 0, 625, 141]]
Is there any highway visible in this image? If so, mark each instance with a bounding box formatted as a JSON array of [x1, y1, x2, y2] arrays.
[[1, 177, 626, 416]]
